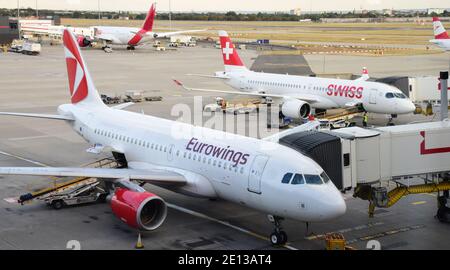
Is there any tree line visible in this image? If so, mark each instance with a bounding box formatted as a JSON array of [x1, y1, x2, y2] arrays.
[[0, 8, 448, 21]]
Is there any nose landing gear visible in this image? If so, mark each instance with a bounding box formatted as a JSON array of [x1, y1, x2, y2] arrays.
[[268, 215, 288, 246]]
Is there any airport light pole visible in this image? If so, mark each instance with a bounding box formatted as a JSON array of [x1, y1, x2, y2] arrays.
[[98, 0, 101, 21], [169, 0, 172, 31], [36, 0, 38, 17]]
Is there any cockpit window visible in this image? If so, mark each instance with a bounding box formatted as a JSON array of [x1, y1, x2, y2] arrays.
[[281, 173, 293, 184], [394, 93, 406, 99], [320, 172, 331, 183], [385, 92, 394, 99], [304, 174, 323, 185], [291, 174, 305, 185]]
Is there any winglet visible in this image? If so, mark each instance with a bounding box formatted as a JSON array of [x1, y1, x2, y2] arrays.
[[173, 79, 183, 87]]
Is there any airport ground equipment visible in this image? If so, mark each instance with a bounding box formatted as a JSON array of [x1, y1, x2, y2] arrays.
[[21, 41, 41, 55], [280, 119, 450, 218], [325, 233, 346, 250], [17, 158, 118, 206]]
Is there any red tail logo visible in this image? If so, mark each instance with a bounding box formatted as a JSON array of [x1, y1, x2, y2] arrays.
[[219, 31, 244, 66], [63, 30, 88, 104], [128, 3, 156, 46], [142, 3, 156, 32]]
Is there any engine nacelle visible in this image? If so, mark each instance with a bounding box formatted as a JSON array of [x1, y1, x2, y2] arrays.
[[110, 188, 167, 231], [281, 99, 311, 119], [77, 36, 92, 47]]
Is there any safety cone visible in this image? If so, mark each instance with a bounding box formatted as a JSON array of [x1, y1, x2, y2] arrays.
[[135, 233, 144, 249]]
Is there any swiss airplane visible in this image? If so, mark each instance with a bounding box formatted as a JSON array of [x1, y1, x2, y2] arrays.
[[0, 29, 346, 246], [430, 17, 450, 51], [182, 31, 416, 119]]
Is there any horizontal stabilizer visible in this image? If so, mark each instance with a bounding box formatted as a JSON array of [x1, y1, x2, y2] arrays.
[[0, 112, 74, 121]]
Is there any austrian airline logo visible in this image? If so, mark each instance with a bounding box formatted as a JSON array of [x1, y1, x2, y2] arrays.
[[327, 84, 363, 99], [63, 30, 88, 104]]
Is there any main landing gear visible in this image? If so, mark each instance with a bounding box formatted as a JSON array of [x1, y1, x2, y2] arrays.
[[268, 215, 287, 246], [127, 46, 136, 51], [102, 46, 113, 53]]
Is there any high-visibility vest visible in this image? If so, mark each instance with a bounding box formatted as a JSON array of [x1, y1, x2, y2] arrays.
[[363, 115, 368, 122]]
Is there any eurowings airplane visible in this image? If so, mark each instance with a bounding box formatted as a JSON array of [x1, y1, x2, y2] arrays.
[[0, 29, 346, 246], [183, 31, 415, 119], [430, 17, 450, 51]]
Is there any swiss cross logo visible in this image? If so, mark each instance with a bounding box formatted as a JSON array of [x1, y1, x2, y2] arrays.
[[63, 30, 88, 104], [222, 42, 234, 60]]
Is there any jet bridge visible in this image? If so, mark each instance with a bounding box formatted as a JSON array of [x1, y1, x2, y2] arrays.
[[280, 120, 450, 217]]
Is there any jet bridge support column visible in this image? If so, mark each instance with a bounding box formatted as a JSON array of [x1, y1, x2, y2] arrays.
[[440, 71, 448, 121]]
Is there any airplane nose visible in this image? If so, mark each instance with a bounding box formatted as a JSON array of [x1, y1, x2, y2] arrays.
[[316, 183, 347, 220]]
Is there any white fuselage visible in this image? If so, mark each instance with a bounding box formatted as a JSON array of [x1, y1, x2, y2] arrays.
[[221, 69, 416, 115], [93, 26, 155, 46], [430, 39, 450, 51], [57, 103, 346, 222]]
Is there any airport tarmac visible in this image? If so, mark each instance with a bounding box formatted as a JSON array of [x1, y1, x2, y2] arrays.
[[0, 44, 449, 250]]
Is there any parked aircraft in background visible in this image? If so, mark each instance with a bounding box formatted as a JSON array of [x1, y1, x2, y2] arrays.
[[0, 29, 346, 246], [21, 2, 204, 52], [185, 31, 415, 119], [430, 17, 450, 51]]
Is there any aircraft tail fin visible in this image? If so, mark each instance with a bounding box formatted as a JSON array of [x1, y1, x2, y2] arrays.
[[433, 17, 449, 39], [219, 31, 248, 72], [142, 2, 156, 32], [63, 29, 105, 107]]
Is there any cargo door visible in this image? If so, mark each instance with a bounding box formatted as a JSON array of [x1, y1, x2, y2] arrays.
[[247, 155, 269, 194], [369, 89, 377, 104]]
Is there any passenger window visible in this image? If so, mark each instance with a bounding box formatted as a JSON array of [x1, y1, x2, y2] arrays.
[[291, 174, 305, 185], [385, 92, 394, 99], [304, 174, 323, 185], [281, 173, 293, 184], [320, 172, 331, 183]]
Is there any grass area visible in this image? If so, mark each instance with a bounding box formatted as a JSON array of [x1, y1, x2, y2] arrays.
[[61, 18, 448, 47]]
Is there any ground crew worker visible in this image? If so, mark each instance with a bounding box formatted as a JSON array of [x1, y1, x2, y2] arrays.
[[362, 112, 368, 127]]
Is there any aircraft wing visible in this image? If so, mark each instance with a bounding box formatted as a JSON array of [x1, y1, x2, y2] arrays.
[[96, 34, 115, 42], [186, 74, 230, 79], [344, 101, 361, 107], [154, 29, 206, 39], [0, 167, 187, 185], [173, 79, 319, 103]]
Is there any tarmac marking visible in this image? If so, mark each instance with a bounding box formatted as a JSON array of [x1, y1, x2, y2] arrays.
[[0, 150, 48, 167], [346, 224, 426, 245], [8, 135, 51, 141], [0, 150, 297, 250], [412, 201, 427, 205], [304, 221, 385, 241], [167, 203, 298, 250]]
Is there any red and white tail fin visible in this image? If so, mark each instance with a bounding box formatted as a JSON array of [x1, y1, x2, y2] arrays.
[[361, 67, 369, 80], [219, 31, 248, 72], [63, 29, 104, 106], [142, 2, 156, 32], [433, 17, 449, 39]]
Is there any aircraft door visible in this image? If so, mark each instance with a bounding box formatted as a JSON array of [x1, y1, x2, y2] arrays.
[[167, 144, 175, 162], [247, 155, 269, 194], [369, 89, 377, 104]]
